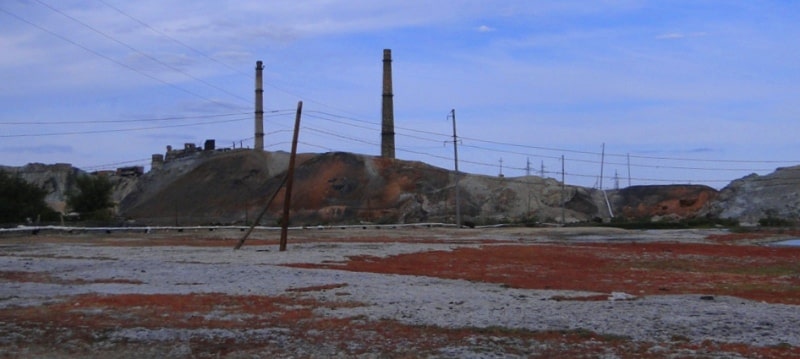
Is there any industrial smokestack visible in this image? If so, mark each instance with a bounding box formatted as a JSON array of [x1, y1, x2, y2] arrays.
[[254, 60, 265, 151], [381, 49, 395, 159]]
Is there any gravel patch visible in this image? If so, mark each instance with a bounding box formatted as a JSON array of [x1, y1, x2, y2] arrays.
[[2, 230, 799, 354]]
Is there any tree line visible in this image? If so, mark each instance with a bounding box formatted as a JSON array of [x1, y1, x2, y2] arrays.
[[0, 170, 113, 225]]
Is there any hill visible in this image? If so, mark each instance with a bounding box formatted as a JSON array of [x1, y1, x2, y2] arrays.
[[4, 150, 799, 226], [118, 150, 608, 226], [701, 165, 800, 225]]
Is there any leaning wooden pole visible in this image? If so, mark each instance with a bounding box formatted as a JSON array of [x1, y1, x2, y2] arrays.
[[233, 174, 288, 250], [279, 101, 303, 251]]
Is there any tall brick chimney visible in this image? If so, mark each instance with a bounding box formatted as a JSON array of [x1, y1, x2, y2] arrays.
[[381, 49, 395, 159], [254, 60, 264, 151]]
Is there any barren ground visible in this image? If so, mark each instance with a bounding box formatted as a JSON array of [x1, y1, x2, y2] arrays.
[[1, 226, 800, 358]]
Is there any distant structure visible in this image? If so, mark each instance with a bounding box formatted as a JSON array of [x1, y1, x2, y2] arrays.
[[116, 166, 144, 177], [165, 143, 199, 161], [254, 60, 265, 151], [151, 154, 164, 171], [381, 49, 395, 159], [204, 139, 215, 151], [151, 140, 220, 170]]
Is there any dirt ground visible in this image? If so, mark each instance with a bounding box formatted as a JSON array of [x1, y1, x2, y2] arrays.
[[1, 226, 799, 358]]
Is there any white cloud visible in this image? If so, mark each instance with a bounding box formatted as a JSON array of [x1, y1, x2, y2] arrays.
[[656, 32, 708, 40], [477, 25, 495, 32]]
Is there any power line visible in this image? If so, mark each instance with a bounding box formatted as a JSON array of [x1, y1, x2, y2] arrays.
[[295, 110, 775, 185], [305, 111, 446, 144], [95, 0, 249, 78], [623, 153, 794, 164], [32, 0, 250, 105], [0, 117, 250, 138], [81, 158, 150, 172], [0, 112, 252, 125], [95, 2, 405, 135], [307, 110, 451, 140], [0, 6, 238, 111], [3, 3, 793, 185], [302, 110, 779, 173], [301, 106, 798, 168], [302, 126, 379, 147], [605, 160, 772, 172]]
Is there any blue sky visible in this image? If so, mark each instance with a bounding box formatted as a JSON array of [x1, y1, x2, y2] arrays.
[[1, 0, 798, 188]]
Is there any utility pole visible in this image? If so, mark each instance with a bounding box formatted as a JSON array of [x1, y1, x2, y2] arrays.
[[234, 174, 288, 250], [279, 101, 303, 252], [599, 143, 613, 220], [498, 158, 504, 177], [525, 157, 531, 215], [540, 160, 545, 178], [526, 157, 531, 177], [627, 153, 632, 187], [449, 109, 461, 228], [235, 101, 303, 251], [561, 155, 565, 225], [599, 143, 605, 190]]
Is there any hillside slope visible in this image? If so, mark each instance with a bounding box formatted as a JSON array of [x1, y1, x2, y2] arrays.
[[120, 150, 302, 225], [608, 185, 718, 221], [118, 150, 608, 226], [702, 165, 800, 225]]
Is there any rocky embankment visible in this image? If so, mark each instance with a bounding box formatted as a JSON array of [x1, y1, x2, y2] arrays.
[[608, 184, 718, 221], [1, 163, 80, 213], [1, 163, 137, 215], [702, 166, 800, 225]]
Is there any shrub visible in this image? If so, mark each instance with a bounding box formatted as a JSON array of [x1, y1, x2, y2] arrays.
[[66, 174, 114, 221], [0, 170, 58, 224]]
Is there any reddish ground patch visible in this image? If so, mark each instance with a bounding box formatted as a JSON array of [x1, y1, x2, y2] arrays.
[[0, 270, 143, 285], [0, 292, 797, 358], [289, 242, 800, 304], [0, 270, 53, 283], [3, 232, 800, 357]]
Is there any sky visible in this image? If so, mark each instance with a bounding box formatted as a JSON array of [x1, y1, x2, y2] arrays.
[[1, 0, 799, 189]]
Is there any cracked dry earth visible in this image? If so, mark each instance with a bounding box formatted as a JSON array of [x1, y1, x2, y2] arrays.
[[1, 226, 800, 358]]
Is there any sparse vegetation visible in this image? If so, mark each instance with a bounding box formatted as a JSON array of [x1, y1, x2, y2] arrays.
[[0, 170, 58, 225], [759, 209, 795, 227], [66, 174, 114, 221], [605, 216, 739, 230]]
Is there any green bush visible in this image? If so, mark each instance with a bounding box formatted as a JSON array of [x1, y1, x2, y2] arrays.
[[66, 174, 114, 221], [0, 170, 58, 224], [756, 209, 794, 227]]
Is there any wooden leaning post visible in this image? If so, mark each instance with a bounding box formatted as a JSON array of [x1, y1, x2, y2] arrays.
[[234, 101, 303, 251]]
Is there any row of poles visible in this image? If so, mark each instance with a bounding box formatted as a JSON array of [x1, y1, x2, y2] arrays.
[[448, 109, 572, 227], [243, 104, 622, 251], [238, 52, 613, 250]]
